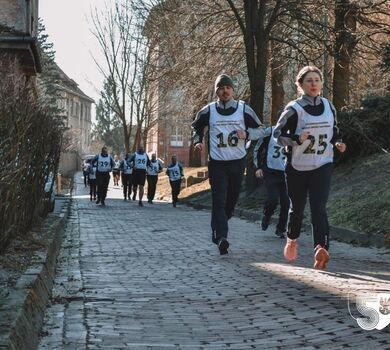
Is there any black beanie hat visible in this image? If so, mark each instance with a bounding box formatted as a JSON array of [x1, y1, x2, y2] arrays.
[[215, 74, 234, 93]]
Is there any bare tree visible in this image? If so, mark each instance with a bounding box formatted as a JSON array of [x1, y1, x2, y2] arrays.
[[91, 0, 153, 153]]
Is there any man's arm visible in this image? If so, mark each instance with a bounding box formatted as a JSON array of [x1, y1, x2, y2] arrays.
[[243, 104, 265, 140], [191, 105, 210, 145]]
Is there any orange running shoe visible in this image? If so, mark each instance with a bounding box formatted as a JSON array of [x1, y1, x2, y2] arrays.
[[314, 245, 330, 270], [284, 239, 298, 261]]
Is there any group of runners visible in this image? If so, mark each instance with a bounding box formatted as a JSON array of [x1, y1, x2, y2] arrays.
[[192, 66, 346, 270], [82, 145, 184, 208], [83, 65, 346, 271]]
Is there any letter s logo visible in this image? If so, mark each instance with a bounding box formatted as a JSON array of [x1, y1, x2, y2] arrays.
[[355, 296, 380, 330]]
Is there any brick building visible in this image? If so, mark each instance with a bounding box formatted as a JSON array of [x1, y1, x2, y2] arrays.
[[146, 84, 195, 166], [0, 0, 41, 76]]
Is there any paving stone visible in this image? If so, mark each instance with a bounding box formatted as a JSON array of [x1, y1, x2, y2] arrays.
[[38, 172, 390, 349]]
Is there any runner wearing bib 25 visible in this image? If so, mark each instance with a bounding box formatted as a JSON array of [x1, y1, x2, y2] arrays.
[[274, 66, 346, 270]]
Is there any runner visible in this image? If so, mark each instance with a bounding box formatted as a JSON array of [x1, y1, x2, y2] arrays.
[[129, 145, 150, 207], [82, 159, 90, 187], [92, 146, 114, 206], [120, 153, 133, 201], [192, 74, 264, 255], [112, 155, 121, 186], [88, 160, 97, 202], [274, 65, 347, 270], [166, 155, 184, 208], [147, 153, 163, 204], [253, 125, 289, 238]]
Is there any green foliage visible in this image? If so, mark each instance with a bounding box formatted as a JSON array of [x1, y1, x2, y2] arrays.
[[37, 19, 61, 108], [338, 96, 390, 161]]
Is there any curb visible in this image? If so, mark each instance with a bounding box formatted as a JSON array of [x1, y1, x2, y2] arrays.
[[184, 200, 389, 249], [0, 197, 72, 350]]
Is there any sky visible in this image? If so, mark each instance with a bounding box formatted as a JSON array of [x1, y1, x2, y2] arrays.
[[39, 0, 108, 105]]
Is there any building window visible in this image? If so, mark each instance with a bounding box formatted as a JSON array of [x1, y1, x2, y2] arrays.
[[170, 126, 183, 147]]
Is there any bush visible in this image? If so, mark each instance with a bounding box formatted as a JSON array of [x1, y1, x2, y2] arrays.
[[0, 59, 65, 251], [338, 96, 390, 161]]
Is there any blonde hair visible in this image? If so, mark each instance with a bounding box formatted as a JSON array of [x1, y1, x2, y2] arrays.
[[295, 66, 323, 95]]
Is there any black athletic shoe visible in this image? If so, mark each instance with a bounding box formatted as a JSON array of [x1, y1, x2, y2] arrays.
[[138, 201, 143, 207], [124, 198, 127, 201], [96, 199, 100, 204], [274, 228, 285, 238], [101, 201, 105, 206], [132, 195, 136, 201], [218, 238, 229, 255], [261, 216, 270, 231]]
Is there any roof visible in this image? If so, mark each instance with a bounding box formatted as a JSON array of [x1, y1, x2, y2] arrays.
[[55, 63, 95, 103]]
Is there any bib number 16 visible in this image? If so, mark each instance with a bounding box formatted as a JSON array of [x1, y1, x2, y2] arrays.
[[216, 131, 239, 148]]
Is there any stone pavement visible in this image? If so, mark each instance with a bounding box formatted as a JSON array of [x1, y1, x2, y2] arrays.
[[38, 172, 390, 349]]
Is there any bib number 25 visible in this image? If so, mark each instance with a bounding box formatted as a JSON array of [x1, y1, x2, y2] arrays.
[[216, 131, 239, 148], [303, 134, 328, 155]]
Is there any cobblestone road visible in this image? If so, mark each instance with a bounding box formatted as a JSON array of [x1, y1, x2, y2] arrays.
[[39, 173, 390, 349]]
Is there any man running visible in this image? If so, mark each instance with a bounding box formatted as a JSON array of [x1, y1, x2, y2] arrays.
[[192, 74, 264, 255], [147, 153, 163, 204], [120, 153, 133, 201], [254, 125, 289, 238], [92, 146, 114, 206], [166, 155, 184, 207], [129, 145, 150, 207]]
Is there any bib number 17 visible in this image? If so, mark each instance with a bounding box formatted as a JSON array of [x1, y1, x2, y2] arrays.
[[216, 131, 239, 148]]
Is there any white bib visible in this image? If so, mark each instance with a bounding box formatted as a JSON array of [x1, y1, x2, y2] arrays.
[[97, 154, 112, 172], [291, 98, 334, 171], [134, 153, 148, 170], [209, 101, 247, 161], [266, 127, 286, 171], [147, 161, 160, 176], [167, 163, 181, 181], [113, 160, 120, 169], [89, 166, 97, 180]]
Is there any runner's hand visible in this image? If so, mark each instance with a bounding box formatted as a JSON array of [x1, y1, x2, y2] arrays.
[[236, 129, 247, 140], [255, 169, 264, 179], [299, 131, 310, 143], [194, 143, 204, 152], [335, 142, 346, 153]]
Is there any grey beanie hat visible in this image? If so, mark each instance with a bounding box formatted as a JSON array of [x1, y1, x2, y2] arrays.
[[215, 74, 234, 93]]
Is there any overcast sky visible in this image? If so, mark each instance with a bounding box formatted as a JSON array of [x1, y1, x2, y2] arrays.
[[39, 0, 108, 104]]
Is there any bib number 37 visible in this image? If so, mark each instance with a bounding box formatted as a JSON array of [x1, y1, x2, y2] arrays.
[[216, 131, 239, 148]]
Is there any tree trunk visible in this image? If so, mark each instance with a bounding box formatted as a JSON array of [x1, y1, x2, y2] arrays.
[[332, 0, 357, 111], [121, 117, 130, 154], [189, 140, 201, 167], [270, 40, 285, 124]]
